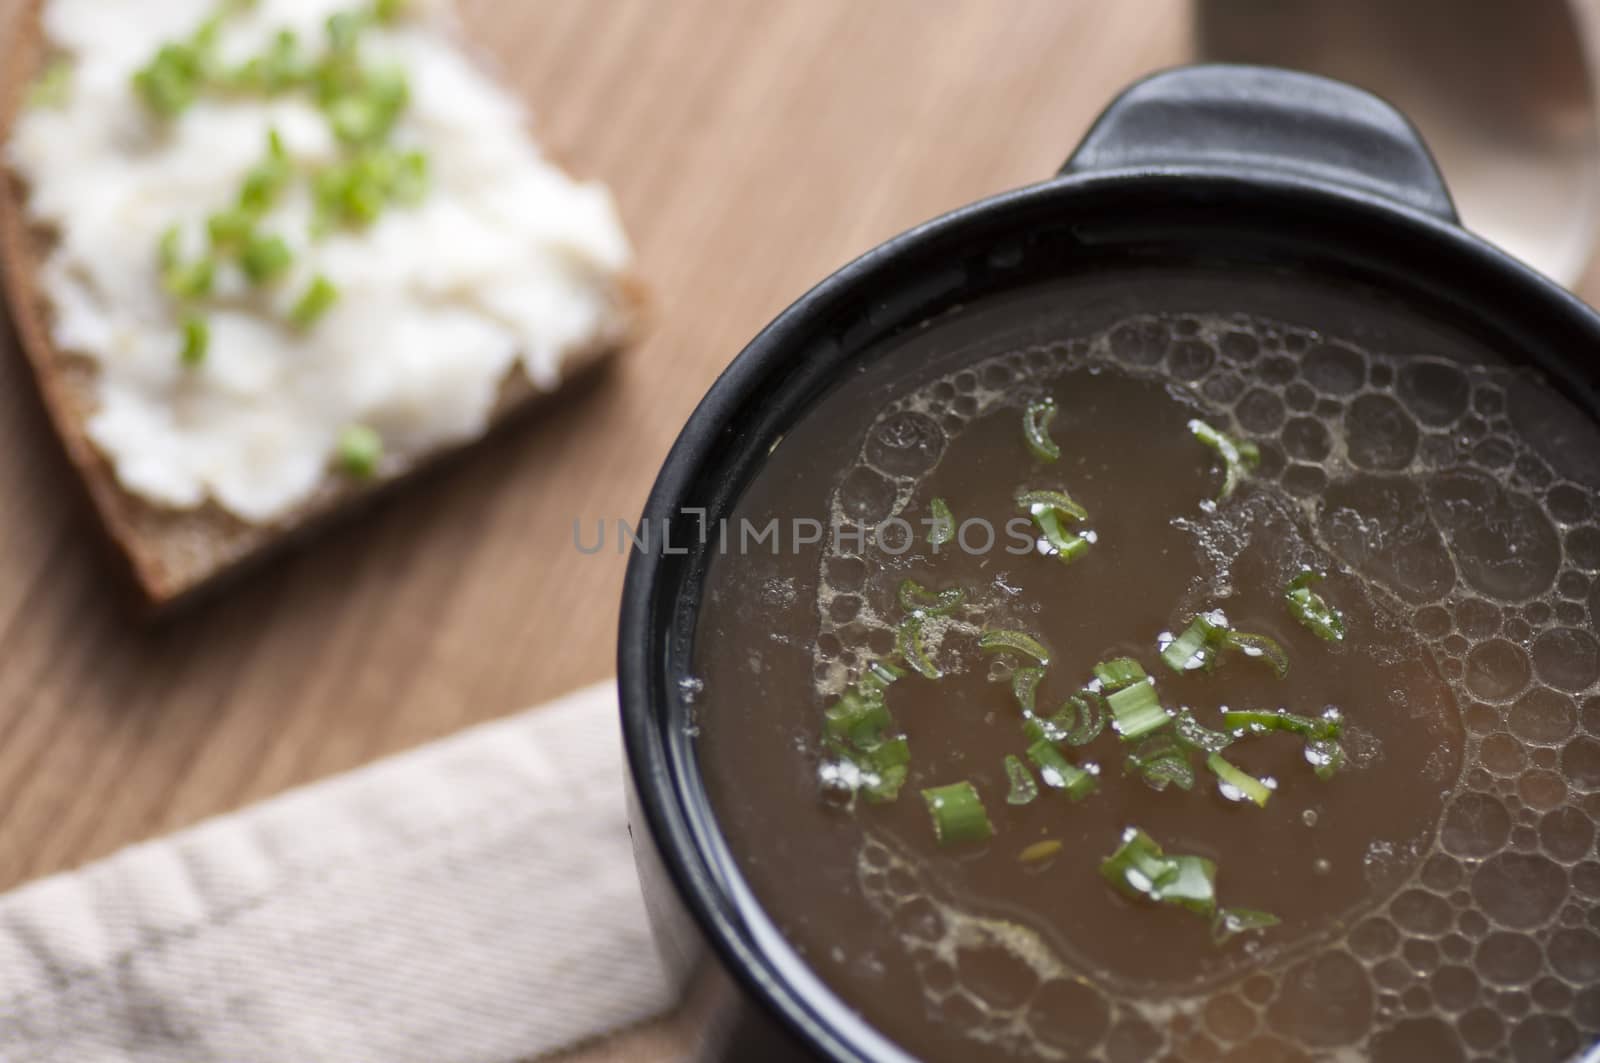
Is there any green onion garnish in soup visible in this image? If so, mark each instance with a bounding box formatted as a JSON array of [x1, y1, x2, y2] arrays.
[[895, 616, 942, 679], [978, 629, 1051, 666], [1124, 733, 1196, 792], [1099, 827, 1217, 915], [1211, 907, 1282, 943], [1022, 690, 1106, 747], [1003, 754, 1038, 806], [1022, 397, 1061, 462], [1160, 610, 1290, 679], [1188, 418, 1259, 500], [1025, 740, 1098, 801], [1170, 709, 1233, 755], [690, 291, 1585, 1055], [926, 497, 955, 547], [897, 579, 965, 615], [1206, 752, 1274, 808], [1015, 488, 1092, 564], [1009, 665, 1045, 715], [921, 782, 993, 846], [1105, 676, 1171, 741], [1092, 656, 1146, 691], [1285, 569, 1346, 641]]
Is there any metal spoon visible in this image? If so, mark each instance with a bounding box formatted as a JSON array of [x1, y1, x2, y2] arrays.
[[1194, 0, 1600, 287]]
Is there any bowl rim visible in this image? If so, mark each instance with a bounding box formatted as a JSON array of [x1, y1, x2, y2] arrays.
[[617, 164, 1600, 1062]]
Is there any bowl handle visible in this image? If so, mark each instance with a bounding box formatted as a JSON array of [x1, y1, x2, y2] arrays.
[[1062, 64, 1458, 224]]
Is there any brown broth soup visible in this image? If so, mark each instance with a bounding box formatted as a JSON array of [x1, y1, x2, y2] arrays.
[[690, 270, 1600, 1062]]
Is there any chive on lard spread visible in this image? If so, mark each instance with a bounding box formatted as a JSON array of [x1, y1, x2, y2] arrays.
[[7, 0, 634, 522]]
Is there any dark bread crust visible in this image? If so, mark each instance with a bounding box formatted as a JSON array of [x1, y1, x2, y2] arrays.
[[0, 2, 643, 609]]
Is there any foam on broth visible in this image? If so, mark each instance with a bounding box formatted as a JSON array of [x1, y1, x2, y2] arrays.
[[691, 271, 1600, 1062]]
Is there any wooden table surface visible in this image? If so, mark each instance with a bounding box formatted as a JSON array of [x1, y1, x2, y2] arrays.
[[0, 3, 1590, 1060]]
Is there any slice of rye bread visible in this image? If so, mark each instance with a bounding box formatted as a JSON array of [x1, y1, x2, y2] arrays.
[[0, 4, 646, 610]]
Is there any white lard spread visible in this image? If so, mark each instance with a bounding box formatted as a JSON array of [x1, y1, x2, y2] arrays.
[[8, 0, 633, 522]]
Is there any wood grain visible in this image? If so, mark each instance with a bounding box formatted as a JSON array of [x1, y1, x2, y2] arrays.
[[0, 1, 1304, 1058]]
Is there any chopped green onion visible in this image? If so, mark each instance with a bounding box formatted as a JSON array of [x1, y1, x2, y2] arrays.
[[1024, 694, 1106, 749], [922, 782, 993, 846], [1207, 752, 1273, 807], [327, 94, 381, 145], [1015, 488, 1088, 522], [822, 670, 910, 802], [1026, 740, 1098, 801], [240, 232, 293, 283], [859, 658, 906, 698], [1019, 839, 1062, 864], [1017, 489, 1092, 565], [337, 155, 390, 219], [158, 224, 213, 298], [312, 147, 432, 232], [311, 46, 364, 108], [1010, 666, 1044, 715], [1222, 708, 1342, 740], [1062, 691, 1108, 745], [392, 149, 430, 204], [178, 314, 209, 368], [337, 423, 382, 478], [1212, 907, 1281, 943], [1222, 631, 1289, 679], [1189, 419, 1260, 501], [162, 257, 215, 300], [239, 130, 292, 212], [1094, 657, 1147, 692], [1223, 709, 1345, 781], [1171, 709, 1233, 755], [253, 30, 310, 93], [1160, 612, 1227, 673], [897, 616, 941, 679], [130, 1, 259, 116], [1305, 737, 1346, 781], [1107, 679, 1170, 740], [224, 56, 264, 92], [133, 42, 206, 116], [157, 222, 213, 298], [824, 689, 892, 749], [1286, 570, 1346, 642], [313, 163, 368, 230], [1005, 754, 1038, 805], [290, 274, 341, 328], [927, 497, 954, 547], [327, 10, 369, 52], [158, 225, 182, 271], [1027, 690, 1108, 747], [374, 0, 409, 22], [1160, 611, 1289, 679], [855, 738, 910, 803], [326, 67, 409, 146], [1021, 714, 1057, 746], [979, 629, 1051, 666], [1125, 733, 1195, 792], [27, 59, 73, 109], [1023, 398, 1061, 462], [825, 737, 910, 804], [1099, 827, 1217, 916], [897, 579, 964, 616], [207, 207, 256, 251], [190, 12, 224, 56]]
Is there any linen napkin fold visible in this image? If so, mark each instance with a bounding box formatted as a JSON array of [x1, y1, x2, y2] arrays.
[[0, 682, 676, 1063]]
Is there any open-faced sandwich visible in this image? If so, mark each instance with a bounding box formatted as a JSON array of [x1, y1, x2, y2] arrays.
[[1, 0, 640, 606]]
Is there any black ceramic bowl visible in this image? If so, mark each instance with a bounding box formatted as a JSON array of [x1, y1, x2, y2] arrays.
[[617, 64, 1600, 1062]]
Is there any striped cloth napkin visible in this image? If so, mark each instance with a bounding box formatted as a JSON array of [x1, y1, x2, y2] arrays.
[[0, 682, 676, 1063]]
